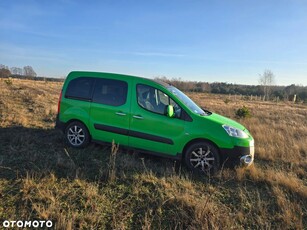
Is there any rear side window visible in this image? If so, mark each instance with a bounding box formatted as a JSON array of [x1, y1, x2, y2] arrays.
[[65, 77, 95, 100], [92, 79, 128, 106]]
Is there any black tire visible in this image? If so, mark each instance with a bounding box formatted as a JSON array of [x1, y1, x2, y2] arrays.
[[184, 142, 220, 175], [65, 121, 90, 148]]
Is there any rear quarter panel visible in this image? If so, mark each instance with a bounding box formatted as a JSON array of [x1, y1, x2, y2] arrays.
[[60, 99, 91, 129]]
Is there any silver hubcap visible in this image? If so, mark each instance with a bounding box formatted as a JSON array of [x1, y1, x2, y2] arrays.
[[67, 125, 85, 146], [190, 146, 215, 171]]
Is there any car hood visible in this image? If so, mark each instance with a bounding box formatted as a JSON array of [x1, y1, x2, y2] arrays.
[[203, 112, 246, 131]]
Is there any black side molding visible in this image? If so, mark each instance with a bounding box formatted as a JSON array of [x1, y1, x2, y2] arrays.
[[94, 123, 174, 145], [129, 130, 173, 145], [94, 124, 128, 136]]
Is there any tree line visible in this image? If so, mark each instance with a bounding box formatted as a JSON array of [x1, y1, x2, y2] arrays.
[[155, 74, 307, 103], [0, 64, 37, 77], [0, 64, 64, 82], [1, 64, 306, 103]]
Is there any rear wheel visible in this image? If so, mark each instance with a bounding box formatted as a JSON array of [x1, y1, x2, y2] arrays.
[[184, 142, 220, 175], [65, 121, 90, 148]]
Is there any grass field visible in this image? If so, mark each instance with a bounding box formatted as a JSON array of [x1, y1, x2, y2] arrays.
[[0, 78, 306, 229]]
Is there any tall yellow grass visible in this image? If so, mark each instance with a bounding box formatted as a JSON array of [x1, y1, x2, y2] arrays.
[[0, 78, 306, 229]]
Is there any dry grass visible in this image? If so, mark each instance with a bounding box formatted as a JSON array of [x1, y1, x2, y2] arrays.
[[0, 78, 306, 229], [0, 78, 61, 128]]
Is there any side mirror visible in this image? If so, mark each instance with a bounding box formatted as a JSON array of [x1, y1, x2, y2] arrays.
[[166, 105, 175, 118]]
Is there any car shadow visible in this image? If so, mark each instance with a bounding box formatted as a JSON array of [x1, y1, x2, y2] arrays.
[[0, 126, 193, 183]]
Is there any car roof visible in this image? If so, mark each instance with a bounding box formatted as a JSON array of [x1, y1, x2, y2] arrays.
[[67, 71, 171, 88]]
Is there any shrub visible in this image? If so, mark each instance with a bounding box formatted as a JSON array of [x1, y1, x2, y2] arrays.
[[4, 78, 13, 86], [224, 98, 231, 104], [235, 106, 251, 118]]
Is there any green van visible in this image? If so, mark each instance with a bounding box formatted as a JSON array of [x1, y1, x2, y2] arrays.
[[56, 71, 254, 174]]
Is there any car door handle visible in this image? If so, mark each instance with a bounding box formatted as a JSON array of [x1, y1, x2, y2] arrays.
[[133, 115, 144, 120], [116, 112, 126, 116]]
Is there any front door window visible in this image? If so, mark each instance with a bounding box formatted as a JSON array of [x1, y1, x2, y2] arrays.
[[137, 84, 181, 118]]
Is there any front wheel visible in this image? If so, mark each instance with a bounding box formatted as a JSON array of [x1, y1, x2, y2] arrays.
[[184, 142, 220, 175], [65, 121, 90, 148]]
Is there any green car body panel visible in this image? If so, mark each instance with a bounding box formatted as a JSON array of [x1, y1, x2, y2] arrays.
[[56, 71, 254, 168]]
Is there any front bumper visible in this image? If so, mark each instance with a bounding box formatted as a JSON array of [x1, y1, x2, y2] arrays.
[[220, 144, 254, 167]]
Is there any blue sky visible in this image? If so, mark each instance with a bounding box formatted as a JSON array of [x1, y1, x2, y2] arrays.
[[0, 0, 307, 85]]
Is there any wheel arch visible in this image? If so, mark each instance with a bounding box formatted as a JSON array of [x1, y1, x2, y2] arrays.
[[64, 119, 92, 140], [182, 138, 221, 161]]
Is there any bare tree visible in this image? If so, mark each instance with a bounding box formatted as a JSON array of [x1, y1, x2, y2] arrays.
[[0, 64, 9, 70], [259, 69, 275, 100], [10, 67, 23, 75], [0, 68, 11, 78], [23, 66, 37, 77]]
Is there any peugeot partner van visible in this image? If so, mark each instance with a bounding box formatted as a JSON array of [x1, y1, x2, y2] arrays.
[[56, 71, 254, 173]]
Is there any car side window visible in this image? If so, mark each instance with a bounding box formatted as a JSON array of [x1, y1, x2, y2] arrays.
[[137, 84, 182, 117], [65, 77, 95, 100], [92, 79, 128, 106]]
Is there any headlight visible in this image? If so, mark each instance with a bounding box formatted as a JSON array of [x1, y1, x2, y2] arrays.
[[222, 125, 249, 138]]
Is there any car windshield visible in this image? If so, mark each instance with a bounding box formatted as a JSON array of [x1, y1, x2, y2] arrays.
[[167, 86, 207, 116]]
